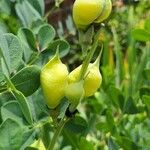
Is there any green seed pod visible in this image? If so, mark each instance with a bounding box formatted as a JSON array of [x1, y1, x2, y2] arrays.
[[40, 51, 68, 109], [65, 80, 84, 104], [94, 0, 112, 23], [68, 53, 102, 97], [73, 0, 112, 29]]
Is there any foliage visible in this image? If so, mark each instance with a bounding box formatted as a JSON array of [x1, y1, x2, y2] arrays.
[[0, 0, 150, 150]]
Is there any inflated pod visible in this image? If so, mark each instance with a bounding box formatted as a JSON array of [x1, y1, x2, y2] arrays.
[[73, 0, 112, 29], [65, 80, 85, 112], [65, 80, 84, 104], [68, 53, 102, 97], [40, 51, 68, 109]]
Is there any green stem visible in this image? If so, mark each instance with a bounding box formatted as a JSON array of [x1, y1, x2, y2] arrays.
[[79, 29, 101, 80], [28, 52, 40, 65], [48, 117, 69, 150]]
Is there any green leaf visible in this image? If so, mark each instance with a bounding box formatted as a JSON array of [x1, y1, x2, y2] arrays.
[[25, 147, 38, 150], [143, 69, 150, 80], [18, 28, 36, 51], [116, 136, 139, 150], [15, 1, 41, 27], [0, 22, 8, 34], [106, 110, 115, 132], [0, 91, 14, 123], [123, 97, 138, 114], [0, 32, 11, 75], [107, 86, 125, 110], [0, 0, 11, 15], [20, 129, 37, 150], [78, 137, 94, 150], [57, 98, 69, 119], [140, 87, 150, 98], [108, 137, 120, 150], [31, 20, 46, 35], [0, 59, 4, 82], [96, 122, 109, 133], [62, 129, 78, 149], [65, 116, 88, 135], [30, 89, 48, 121], [142, 95, 150, 108], [145, 18, 150, 32], [12, 90, 33, 125], [0, 91, 14, 107], [1, 101, 27, 125], [11, 65, 41, 96], [132, 29, 150, 42], [27, 0, 45, 16], [5, 33, 23, 71], [37, 24, 55, 51], [41, 122, 52, 149], [45, 39, 70, 57], [0, 118, 23, 150]]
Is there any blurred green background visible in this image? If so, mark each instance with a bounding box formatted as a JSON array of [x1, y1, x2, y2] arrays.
[[0, 0, 150, 149]]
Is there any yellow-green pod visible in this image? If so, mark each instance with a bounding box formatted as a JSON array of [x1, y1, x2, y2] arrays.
[[94, 0, 112, 23], [73, 0, 103, 29], [68, 54, 102, 97], [73, 0, 112, 29], [65, 80, 84, 104], [40, 51, 68, 109]]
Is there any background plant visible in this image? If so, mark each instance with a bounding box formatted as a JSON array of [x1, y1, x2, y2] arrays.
[[0, 0, 150, 150]]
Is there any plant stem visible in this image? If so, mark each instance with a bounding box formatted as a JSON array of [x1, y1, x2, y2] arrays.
[[48, 117, 69, 150], [79, 29, 101, 80]]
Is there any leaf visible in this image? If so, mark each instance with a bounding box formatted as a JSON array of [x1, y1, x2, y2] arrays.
[[1, 101, 27, 125], [57, 98, 70, 119], [132, 29, 150, 42], [12, 90, 33, 125], [107, 86, 125, 110], [30, 89, 48, 121], [0, 59, 4, 82], [27, 0, 45, 16], [108, 137, 120, 150], [41, 122, 52, 149], [3, 33, 23, 73], [15, 1, 41, 27], [37, 24, 55, 51], [140, 87, 150, 98], [11, 65, 41, 96], [45, 39, 70, 57], [142, 95, 150, 108], [106, 110, 115, 132], [96, 122, 109, 133], [20, 129, 37, 150], [116, 136, 139, 150], [18, 28, 36, 51], [62, 129, 79, 149], [0, 0, 11, 15], [143, 69, 150, 80], [78, 137, 94, 150], [123, 97, 138, 114], [0, 118, 23, 150], [0, 21, 8, 34], [145, 18, 150, 32], [65, 116, 88, 135], [0, 32, 11, 75], [0, 91, 14, 107]]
